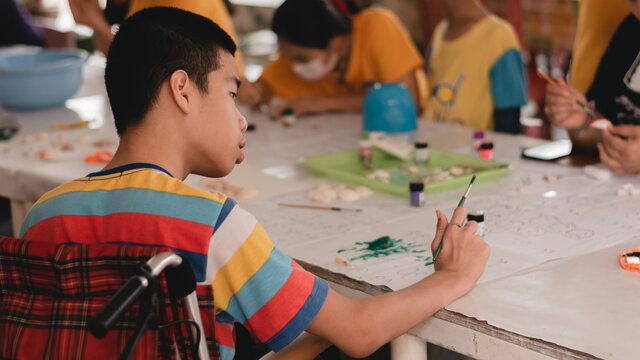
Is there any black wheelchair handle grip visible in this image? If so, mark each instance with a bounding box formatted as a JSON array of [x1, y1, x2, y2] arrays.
[[88, 275, 149, 339]]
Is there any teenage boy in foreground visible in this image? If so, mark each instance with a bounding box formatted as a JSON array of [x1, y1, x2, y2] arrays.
[[20, 7, 490, 359]]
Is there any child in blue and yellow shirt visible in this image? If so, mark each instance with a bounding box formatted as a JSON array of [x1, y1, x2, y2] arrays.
[[425, 0, 527, 134]]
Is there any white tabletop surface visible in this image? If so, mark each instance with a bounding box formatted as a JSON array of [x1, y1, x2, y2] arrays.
[[2, 61, 639, 359]]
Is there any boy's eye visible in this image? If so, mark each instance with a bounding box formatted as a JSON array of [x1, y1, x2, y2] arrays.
[[231, 92, 237, 99]]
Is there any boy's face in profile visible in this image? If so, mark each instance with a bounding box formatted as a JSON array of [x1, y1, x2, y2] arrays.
[[189, 51, 248, 178]]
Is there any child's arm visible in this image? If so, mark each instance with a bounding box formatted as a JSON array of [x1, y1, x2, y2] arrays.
[[68, 0, 114, 55], [393, 68, 421, 110], [305, 207, 489, 358]]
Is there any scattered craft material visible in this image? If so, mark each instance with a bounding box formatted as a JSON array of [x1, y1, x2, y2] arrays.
[[619, 247, 640, 272], [369, 132, 414, 160], [199, 178, 258, 199], [584, 164, 612, 181], [335, 255, 353, 267], [543, 174, 559, 182], [616, 183, 640, 197], [53, 120, 89, 130], [36, 132, 48, 141], [39, 149, 60, 160], [92, 139, 116, 147], [84, 150, 114, 163], [517, 186, 529, 194], [21, 135, 34, 145], [307, 183, 373, 203], [57, 141, 74, 151], [79, 134, 92, 143]]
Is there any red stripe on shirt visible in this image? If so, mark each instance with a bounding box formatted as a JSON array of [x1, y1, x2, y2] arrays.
[[242, 259, 315, 342]]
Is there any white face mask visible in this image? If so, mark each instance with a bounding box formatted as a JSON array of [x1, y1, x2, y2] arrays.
[[291, 53, 338, 81]]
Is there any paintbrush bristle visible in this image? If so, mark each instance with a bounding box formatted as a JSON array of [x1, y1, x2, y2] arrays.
[[470, 175, 476, 185]]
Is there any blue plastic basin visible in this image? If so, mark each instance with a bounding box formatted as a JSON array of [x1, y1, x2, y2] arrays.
[[0, 49, 88, 110]]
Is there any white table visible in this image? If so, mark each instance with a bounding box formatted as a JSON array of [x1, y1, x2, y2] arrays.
[[2, 61, 639, 360]]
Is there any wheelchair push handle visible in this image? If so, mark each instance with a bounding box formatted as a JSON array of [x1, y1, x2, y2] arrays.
[[88, 253, 183, 339]]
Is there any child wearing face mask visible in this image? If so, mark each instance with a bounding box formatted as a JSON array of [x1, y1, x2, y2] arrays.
[[237, 0, 428, 116]]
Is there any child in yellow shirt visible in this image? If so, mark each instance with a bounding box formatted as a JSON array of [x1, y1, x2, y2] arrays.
[[238, 0, 428, 116], [425, 0, 527, 133]]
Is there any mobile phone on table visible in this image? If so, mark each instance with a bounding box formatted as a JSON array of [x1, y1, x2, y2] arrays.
[[521, 139, 572, 161]]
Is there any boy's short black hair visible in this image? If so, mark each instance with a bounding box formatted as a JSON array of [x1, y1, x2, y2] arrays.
[[271, 0, 352, 49], [105, 7, 236, 135]]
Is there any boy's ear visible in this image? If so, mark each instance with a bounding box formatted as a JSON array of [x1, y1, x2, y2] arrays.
[[169, 70, 192, 114]]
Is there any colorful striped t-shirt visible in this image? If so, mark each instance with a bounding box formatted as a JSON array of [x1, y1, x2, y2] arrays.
[[19, 163, 329, 359]]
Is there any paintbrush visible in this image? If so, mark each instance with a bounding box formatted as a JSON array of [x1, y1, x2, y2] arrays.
[[431, 175, 476, 264], [278, 203, 363, 212], [535, 68, 605, 119]]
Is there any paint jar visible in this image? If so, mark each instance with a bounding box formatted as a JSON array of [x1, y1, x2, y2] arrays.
[[473, 130, 484, 152], [409, 181, 424, 207], [414, 142, 429, 163], [479, 141, 494, 160], [281, 108, 296, 127], [520, 117, 543, 139], [467, 211, 485, 237], [358, 139, 373, 169]]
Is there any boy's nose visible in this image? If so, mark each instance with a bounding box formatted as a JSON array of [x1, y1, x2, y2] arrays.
[[238, 109, 248, 132]]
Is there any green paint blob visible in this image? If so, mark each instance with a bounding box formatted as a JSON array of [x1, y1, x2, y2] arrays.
[[366, 236, 395, 250]]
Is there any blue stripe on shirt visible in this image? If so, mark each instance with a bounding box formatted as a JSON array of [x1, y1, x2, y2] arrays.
[[213, 197, 237, 234], [23, 188, 223, 229], [224, 247, 293, 323], [265, 277, 329, 351]]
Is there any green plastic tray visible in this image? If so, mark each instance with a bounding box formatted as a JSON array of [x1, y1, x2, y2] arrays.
[[303, 148, 511, 197]]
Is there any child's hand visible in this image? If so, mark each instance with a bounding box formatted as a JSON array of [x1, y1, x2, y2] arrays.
[[598, 125, 640, 174], [431, 207, 489, 294], [544, 80, 590, 130], [237, 78, 264, 107]]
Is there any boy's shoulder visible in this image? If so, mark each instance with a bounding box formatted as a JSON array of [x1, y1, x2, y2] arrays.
[[34, 167, 228, 208]]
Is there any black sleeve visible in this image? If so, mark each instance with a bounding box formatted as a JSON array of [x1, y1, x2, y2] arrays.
[[586, 15, 640, 122], [494, 107, 521, 134]]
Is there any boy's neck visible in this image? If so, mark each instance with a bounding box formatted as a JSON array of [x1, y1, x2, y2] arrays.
[[442, 0, 489, 41], [102, 124, 190, 180]]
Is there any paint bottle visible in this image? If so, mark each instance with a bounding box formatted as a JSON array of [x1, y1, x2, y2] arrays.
[[473, 130, 484, 152], [281, 108, 296, 127], [358, 139, 373, 169], [414, 142, 429, 163], [467, 211, 485, 237], [409, 181, 424, 207], [479, 141, 494, 160]]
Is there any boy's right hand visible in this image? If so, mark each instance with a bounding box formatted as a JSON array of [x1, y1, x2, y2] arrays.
[[544, 80, 590, 130], [431, 207, 489, 294]]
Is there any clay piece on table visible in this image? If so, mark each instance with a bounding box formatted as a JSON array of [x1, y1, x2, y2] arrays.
[[335, 255, 353, 267], [39, 149, 61, 160]]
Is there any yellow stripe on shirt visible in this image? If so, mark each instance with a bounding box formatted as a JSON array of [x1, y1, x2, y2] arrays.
[[212, 222, 274, 310]]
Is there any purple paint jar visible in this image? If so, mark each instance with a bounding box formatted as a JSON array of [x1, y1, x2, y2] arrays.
[[409, 181, 424, 207]]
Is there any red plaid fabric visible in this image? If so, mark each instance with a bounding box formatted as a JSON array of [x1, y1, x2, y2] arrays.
[[0, 236, 220, 360]]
